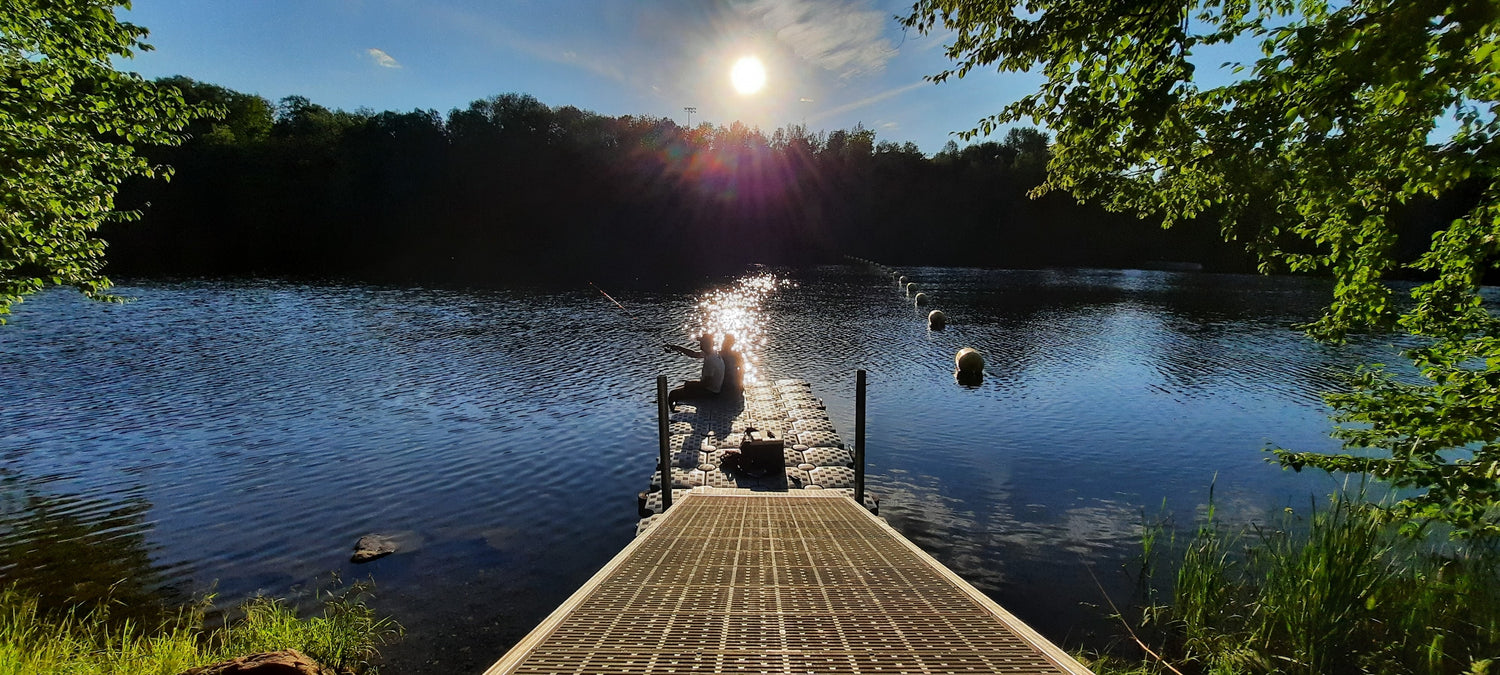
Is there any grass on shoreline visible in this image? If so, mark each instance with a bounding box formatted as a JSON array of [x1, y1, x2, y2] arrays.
[[1086, 496, 1500, 675], [0, 581, 402, 675]]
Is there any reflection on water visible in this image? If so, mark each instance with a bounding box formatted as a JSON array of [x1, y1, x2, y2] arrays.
[[0, 470, 174, 623], [680, 270, 792, 385], [0, 267, 1396, 670]]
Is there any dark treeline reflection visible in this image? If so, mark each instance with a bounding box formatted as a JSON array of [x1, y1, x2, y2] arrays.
[[110, 78, 1255, 285], [0, 469, 176, 624]]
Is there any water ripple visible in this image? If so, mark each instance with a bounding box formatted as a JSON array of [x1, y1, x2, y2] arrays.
[[0, 269, 1397, 671]]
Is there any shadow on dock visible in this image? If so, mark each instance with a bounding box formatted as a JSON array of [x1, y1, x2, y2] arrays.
[[637, 379, 876, 529]]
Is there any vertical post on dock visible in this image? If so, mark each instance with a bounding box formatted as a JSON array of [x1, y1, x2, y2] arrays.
[[657, 375, 672, 512], [854, 369, 866, 506]]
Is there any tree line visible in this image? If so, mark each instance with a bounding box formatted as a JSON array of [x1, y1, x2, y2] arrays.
[[107, 78, 1262, 286]]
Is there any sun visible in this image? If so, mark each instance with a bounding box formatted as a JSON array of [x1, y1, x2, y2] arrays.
[[730, 57, 766, 95]]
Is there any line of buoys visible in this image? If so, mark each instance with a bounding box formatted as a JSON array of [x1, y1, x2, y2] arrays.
[[881, 261, 944, 328], [860, 257, 984, 386]]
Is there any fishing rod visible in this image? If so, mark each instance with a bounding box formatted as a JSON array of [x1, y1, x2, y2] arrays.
[[590, 281, 685, 364], [588, 281, 636, 320]]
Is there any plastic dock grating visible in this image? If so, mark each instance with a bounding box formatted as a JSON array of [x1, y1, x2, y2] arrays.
[[485, 489, 1093, 674]]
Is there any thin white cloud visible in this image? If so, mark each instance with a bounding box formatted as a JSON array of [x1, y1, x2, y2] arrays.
[[432, 7, 626, 84], [807, 80, 927, 124], [733, 0, 895, 78], [919, 29, 956, 51], [366, 48, 402, 69], [556, 48, 627, 83]]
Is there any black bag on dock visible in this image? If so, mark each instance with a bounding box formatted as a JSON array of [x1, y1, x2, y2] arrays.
[[737, 427, 784, 478]]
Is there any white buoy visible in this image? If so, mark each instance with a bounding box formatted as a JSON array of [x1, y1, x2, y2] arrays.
[[928, 310, 946, 329], [914, 292, 928, 307], [955, 347, 984, 374], [898, 275, 908, 286], [905, 282, 918, 296]]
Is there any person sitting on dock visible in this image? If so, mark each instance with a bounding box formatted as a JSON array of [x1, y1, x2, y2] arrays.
[[719, 333, 744, 393], [664, 333, 724, 405]]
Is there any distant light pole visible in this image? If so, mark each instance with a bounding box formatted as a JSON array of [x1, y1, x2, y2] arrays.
[[683, 106, 697, 128]]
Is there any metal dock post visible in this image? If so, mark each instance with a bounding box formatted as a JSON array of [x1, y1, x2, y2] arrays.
[[854, 368, 866, 505], [656, 374, 672, 512]]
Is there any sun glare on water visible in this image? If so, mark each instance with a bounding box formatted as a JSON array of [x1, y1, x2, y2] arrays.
[[683, 271, 793, 385], [731, 57, 766, 95]]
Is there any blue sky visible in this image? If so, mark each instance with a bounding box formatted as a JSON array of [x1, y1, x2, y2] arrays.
[[119, 0, 1047, 155]]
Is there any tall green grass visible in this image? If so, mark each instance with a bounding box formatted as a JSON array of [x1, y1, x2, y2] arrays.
[[1089, 497, 1500, 675], [0, 582, 402, 675]]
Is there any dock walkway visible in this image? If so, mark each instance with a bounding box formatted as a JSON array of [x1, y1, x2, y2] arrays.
[[485, 489, 1093, 674]]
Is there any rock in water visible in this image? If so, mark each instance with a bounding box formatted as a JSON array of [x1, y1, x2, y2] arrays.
[[180, 649, 333, 675], [351, 534, 398, 563]]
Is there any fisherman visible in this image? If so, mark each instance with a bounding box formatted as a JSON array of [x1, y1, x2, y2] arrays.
[[719, 333, 744, 393], [664, 333, 724, 405]]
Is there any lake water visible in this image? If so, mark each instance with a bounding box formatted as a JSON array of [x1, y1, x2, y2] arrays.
[[0, 266, 1389, 672]]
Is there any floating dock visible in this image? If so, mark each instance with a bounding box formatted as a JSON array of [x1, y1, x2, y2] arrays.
[[485, 376, 1093, 673], [637, 379, 878, 526], [484, 489, 1093, 674]]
